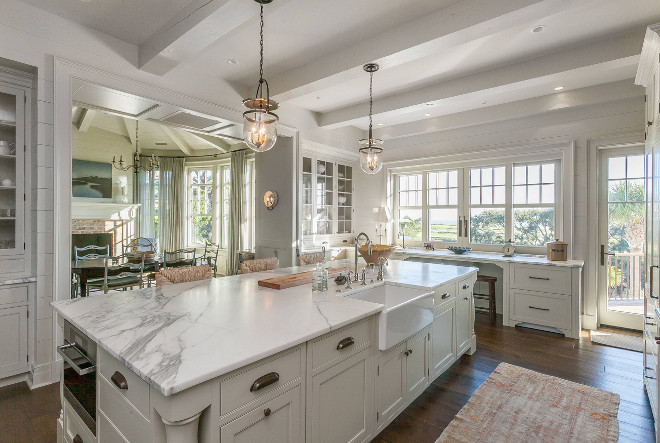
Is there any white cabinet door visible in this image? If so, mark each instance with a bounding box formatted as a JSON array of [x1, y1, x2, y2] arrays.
[[221, 386, 303, 443], [456, 292, 472, 355], [430, 301, 455, 380], [404, 330, 428, 400], [0, 305, 27, 378], [309, 348, 373, 443], [376, 343, 406, 427]]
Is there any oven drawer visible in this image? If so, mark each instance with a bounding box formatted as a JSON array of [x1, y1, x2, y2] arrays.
[[220, 345, 303, 417], [98, 348, 150, 419], [63, 399, 96, 443], [510, 265, 571, 295], [510, 290, 571, 330], [310, 318, 374, 374]]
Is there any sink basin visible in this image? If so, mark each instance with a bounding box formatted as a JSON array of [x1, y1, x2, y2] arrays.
[[349, 285, 434, 350], [357, 244, 396, 265]]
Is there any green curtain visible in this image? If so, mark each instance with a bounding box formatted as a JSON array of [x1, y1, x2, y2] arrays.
[[227, 151, 246, 275], [158, 157, 185, 252], [137, 157, 156, 241]]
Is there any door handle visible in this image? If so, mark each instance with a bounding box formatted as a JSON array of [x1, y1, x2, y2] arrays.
[[458, 216, 463, 238], [463, 218, 468, 238], [600, 245, 615, 266], [650, 265, 659, 299]]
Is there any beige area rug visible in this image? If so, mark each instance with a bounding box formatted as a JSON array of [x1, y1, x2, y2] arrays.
[[590, 330, 643, 353], [436, 363, 619, 443]]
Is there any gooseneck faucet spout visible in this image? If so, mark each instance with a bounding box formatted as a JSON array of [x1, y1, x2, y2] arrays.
[[354, 232, 371, 282]]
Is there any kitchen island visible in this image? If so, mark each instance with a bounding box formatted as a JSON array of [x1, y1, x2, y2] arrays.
[[52, 259, 478, 443]]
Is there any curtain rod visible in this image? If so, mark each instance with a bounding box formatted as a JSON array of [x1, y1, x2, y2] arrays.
[[152, 147, 251, 159]]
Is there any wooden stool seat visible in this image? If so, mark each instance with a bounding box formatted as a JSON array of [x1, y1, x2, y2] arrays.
[[474, 274, 497, 323]]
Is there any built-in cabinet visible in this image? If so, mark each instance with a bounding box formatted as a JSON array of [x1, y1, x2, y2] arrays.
[[0, 66, 32, 278], [0, 283, 31, 379], [637, 23, 660, 442]]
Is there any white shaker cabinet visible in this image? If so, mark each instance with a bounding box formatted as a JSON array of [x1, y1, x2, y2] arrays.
[[0, 304, 28, 378], [430, 300, 456, 379], [456, 281, 474, 356]]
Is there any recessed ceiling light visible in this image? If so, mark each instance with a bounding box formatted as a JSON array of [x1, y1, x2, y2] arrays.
[[377, 123, 384, 126], [425, 103, 434, 107], [531, 25, 545, 33], [554, 86, 564, 91], [316, 96, 321, 100], [226, 58, 239, 65], [425, 113, 431, 117], [481, 101, 487, 105]]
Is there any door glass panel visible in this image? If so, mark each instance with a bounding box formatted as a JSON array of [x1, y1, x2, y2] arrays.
[[606, 154, 645, 315], [0, 91, 17, 250]]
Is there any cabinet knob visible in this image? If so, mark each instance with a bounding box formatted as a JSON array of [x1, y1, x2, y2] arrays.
[[404, 349, 413, 356], [440, 292, 450, 299], [73, 435, 83, 443], [264, 408, 272, 417]]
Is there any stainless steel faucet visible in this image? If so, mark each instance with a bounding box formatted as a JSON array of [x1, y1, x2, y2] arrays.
[[377, 257, 388, 281], [354, 232, 371, 282]]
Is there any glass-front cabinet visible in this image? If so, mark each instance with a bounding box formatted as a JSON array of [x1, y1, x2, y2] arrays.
[[0, 83, 25, 257], [301, 155, 354, 242]]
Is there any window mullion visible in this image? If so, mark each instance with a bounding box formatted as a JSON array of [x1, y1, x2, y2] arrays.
[[422, 173, 428, 243], [505, 164, 513, 243]]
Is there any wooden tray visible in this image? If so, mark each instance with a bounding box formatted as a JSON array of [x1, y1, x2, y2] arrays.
[[258, 267, 348, 290]]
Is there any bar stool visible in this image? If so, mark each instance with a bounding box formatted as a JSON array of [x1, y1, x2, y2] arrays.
[[474, 274, 497, 323]]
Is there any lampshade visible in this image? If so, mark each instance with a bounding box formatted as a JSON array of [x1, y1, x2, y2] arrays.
[[372, 207, 393, 224]]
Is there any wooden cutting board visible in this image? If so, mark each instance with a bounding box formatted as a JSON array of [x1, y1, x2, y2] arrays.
[[258, 267, 348, 290]]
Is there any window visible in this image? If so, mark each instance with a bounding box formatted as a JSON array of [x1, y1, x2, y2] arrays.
[[469, 166, 506, 245], [398, 174, 423, 241], [153, 171, 160, 241], [512, 162, 556, 246], [188, 169, 214, 246], [221, 166, 231, 249], [394, 160, 561, 252]]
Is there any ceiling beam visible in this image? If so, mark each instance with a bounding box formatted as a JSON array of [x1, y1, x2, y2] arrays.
[[75, 108, 96, 132], [376, 80, 643, 140], [122, 118, 136, 148], [270, 0, 593, 102], [188, 132, 229, 153], [319, 30, 643, 128], [161, 126, 193, 156], [138, 0, 291, 76]]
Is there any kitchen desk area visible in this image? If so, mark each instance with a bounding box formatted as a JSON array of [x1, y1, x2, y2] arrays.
[[392, 249, 584, 339], [52, 259, 477, 443]]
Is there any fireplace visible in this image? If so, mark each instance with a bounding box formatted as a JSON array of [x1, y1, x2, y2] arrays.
[[72, 233, 114, 259]]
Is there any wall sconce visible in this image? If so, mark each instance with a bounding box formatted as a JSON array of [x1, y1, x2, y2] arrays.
[[264, 190, 278, 210]]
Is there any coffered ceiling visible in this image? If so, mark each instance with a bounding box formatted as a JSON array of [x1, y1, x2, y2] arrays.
[[22, 0, 660, 141]]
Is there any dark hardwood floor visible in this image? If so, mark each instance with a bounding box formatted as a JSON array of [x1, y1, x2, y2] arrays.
[[0, 314, 654, 442], [374, 314, 655, 442]]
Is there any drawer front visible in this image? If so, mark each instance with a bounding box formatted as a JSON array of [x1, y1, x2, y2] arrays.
[[311, 318, 373, 373], [433, 282, 455, 306], [98, 348, 150, 419], [0, 286, 28, 306], [511, 265, 571, 295], [64, 400, 96, 443], [510, 290, 571, 330], [220, 346, 303, 417], [458, 277, 474, 300], [98, 411, 129, 443], [98, 375, 151, 443]]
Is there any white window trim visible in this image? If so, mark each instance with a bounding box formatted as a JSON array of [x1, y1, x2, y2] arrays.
[[386, 141, 575, 257]]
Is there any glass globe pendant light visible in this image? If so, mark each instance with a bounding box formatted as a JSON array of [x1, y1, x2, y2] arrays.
[[359, 63, 383, 174], [242, 0, 279, 152]]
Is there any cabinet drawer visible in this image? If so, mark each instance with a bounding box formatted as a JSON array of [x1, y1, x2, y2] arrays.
[[458, 277, 474, 299], [433, 283, 455, 306], [98, 348, 150, 419], [220, 346, 303, 417], [510, 290, 571, 330], [98, 375, 151, 443], [0, 286, 27, 305], [98, 411, 129, 443], [511, 265, 571, 295], [311, 318, 373, 373], [63, 399, 96, 443]]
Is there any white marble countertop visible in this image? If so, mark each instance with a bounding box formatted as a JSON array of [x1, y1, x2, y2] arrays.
[[0, 276, 37, 286], [395, 248, 584, 268], [52, 260, 477, 396]]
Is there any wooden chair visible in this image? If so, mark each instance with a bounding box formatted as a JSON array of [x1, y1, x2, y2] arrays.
[[474, 274, 497, 323], [163, 248, 196, 268], [73, 245, 110, 297], [240, 257, 279, 274], [297, 252, 325, 266], [85, 252, 145, 295], [124, 237, 156, 253], [155, 265, 213, 286], [200, 243, 220, 277]]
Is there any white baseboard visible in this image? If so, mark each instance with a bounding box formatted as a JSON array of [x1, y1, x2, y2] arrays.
[[28, 362, 57, 389], [0, 372, 28, 388]]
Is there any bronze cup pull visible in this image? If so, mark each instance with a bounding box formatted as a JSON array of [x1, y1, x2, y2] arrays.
[[73, 435, 83, 443], [337, 337, 355, 350], [264, 408, 272, 417], [441, 292, 450, 299], [250, 372, 280, 392], [462, 284, 470, 289], [111, 371, 128, 390]]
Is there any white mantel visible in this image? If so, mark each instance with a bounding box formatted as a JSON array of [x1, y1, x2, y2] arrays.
[[71, 201, 140, 220]]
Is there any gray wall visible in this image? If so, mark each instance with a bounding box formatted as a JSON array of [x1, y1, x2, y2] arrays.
[[255, 136, 297, 267]]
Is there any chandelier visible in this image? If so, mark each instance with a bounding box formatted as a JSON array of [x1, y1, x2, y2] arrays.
[[359, 63, 383, 174], [112, 120, 159, 172], [242, 0, 279, 153]]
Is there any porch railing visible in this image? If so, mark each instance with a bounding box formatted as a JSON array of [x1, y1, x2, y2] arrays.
[[607, 252, 644, 301]]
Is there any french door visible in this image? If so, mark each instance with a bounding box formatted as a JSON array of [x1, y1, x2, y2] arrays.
[[598, 147, 646, 329]]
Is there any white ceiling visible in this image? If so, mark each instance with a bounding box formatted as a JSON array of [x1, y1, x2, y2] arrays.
[[25, 0, 660, 141]]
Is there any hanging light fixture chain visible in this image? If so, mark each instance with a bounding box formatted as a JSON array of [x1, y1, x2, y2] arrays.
[[259, 4, 264, 82], [368, 70, 374, 142]]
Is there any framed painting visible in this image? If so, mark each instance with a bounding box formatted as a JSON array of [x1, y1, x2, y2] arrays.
[[72, 159, 112, 198]]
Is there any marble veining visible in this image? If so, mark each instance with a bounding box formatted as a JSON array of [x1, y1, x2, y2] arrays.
[[0, 276, 36, 286], [52, 261, 477, 396], [396, 248, 584, 267]]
